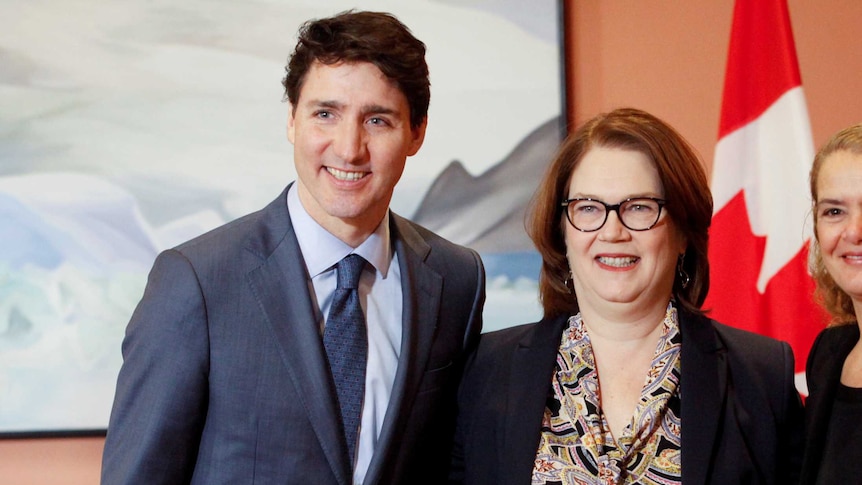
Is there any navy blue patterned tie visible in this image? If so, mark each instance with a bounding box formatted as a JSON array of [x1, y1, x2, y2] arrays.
[[323, 254, 368, 465]]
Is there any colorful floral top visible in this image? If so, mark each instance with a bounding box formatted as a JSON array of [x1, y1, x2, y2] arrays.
[[532, 303, 683, 485]]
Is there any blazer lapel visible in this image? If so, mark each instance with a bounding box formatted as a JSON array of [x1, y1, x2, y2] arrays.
[[502, 315, 568, 483], [364, 214, 443, 484], [801, 325, 859, 482], [807, 331, 850, 432], [244, 189, 352, 485], [679, 311, 728, 485]]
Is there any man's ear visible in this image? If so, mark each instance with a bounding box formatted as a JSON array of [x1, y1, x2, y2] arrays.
[[286, 105, 296, 144], [407, 117, 428, 156]]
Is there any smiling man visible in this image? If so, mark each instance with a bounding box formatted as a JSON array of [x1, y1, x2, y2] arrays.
[[101, 11, 485, 485]]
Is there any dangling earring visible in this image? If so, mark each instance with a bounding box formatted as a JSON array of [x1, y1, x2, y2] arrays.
[[563, 274, 575, 294], [563, 266, 575, 295], [677, 254, 690, 289]]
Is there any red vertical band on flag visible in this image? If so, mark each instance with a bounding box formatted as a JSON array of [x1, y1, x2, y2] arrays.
[[719, 0, 802, 137]]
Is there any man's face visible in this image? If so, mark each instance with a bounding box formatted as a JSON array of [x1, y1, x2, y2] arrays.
[[288, 61, 426, 245]]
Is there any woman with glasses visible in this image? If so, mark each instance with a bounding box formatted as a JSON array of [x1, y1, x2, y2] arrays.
[[449, 108, 803, 484], [801, 123, 862, 484]]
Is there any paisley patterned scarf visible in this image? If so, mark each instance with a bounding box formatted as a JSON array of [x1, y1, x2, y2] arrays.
[[532, 303, 682, 485]]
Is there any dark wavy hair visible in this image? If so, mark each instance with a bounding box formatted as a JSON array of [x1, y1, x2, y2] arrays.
[[809, 122, 862, 326], [528, 108, 713, 319], [282, 10, 430, 130]]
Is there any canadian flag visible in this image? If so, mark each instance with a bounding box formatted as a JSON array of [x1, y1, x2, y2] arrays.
[[704, 0, 827, 392]]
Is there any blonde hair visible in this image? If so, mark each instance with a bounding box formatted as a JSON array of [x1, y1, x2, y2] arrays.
[[809, 122, 862, 325]]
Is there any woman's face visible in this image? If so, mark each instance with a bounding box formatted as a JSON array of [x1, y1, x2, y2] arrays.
[[564, 147, 687, 314], [815, 150, 862, 309]]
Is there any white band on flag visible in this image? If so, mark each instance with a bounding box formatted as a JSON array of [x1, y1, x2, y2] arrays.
[[711, 86, 814, 292]]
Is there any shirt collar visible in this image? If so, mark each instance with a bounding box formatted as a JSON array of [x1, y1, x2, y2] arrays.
[[287, 184, 392, 278]]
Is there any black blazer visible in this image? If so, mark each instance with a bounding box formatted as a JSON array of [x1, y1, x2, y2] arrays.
[[450, 309, 804, 485], [102, 186, 485, 485], [800, 324, 860, 483]]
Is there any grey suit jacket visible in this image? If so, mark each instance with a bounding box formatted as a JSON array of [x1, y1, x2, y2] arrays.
[[449, 309, 804, 485], [102, 186, 485, 485]]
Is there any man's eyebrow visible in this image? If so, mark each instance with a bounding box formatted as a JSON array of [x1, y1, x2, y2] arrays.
[[305, 99, 343, 109], [361, 104, 398, 116]]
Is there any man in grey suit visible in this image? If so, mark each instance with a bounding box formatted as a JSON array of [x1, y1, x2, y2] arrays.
[[101, 11, 484, 485]]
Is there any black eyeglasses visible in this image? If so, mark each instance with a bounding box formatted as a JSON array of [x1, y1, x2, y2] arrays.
[[561, 197, 666, 232]]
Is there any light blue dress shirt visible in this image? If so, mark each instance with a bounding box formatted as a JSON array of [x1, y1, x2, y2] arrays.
[[287, 185, 403, 485]]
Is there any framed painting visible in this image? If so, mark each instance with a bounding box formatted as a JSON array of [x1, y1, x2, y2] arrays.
[[0, 0, 565, 435]]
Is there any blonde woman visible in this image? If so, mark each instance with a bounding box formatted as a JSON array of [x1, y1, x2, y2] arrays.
[[801, 122, 862, 484]]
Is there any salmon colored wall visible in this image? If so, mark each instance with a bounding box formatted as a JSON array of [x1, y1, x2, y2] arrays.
[[568, 0, 862, 176], [4, 2, 862, 482], [0, 437, 103, 484]]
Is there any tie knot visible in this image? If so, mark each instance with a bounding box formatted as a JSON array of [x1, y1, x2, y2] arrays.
[[336, 254, 366, 290]]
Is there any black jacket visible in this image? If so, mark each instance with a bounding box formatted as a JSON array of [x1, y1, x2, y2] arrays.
[[800, 324, 860, 484], [450, 309, 804, 485]]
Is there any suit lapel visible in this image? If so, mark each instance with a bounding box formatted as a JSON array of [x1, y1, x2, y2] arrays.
[[364, 214, 442, 484], [502, 315, 568, 483], [244, 189, 352, 485], [809, 325, 858, 429], [801, 325, 859, 482], [679, 311, 728, 485]]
